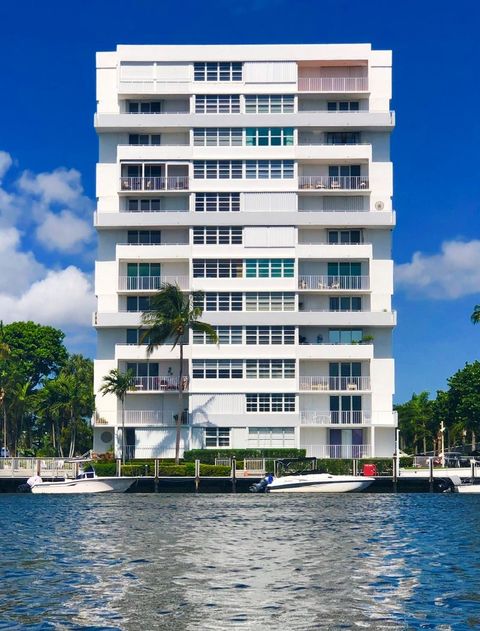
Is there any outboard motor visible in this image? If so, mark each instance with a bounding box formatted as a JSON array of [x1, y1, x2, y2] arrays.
[[249, 474, 274, 493]]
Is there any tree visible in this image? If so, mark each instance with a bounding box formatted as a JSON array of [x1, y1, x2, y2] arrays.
[[446, 361, 480, 451], [396, 391, 435, 454], [0, 322, 10, 455], [141, 283, 218, 464], [472, 305, 480, 324], [100, 369, 136, 464]]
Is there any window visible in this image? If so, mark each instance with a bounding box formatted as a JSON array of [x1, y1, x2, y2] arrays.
[[194, 62, 243, 82], [328, 230, 362, 244], [193, 227, 242, 245], [327, 262, 362, 276], [329, 297, 362, 312], [328, 330, 363, 344], [126, 296, 151, 312], [193, 360, 243, 379], [195, 193, 240, 212], [245, 360, 295, 379], [193, 259, 243, 278], [129, 134, 161, 145], [126, 362, 159, 377], [127, 230, 161, 245], [245, 95, 294, 113], [328, 165, 363, 189], [327, 101, 360, 111], [248, 427, 295, 448], [245, 293, 295, 311], [126, 263, 161, 290], [126, 328, 151, 345], [193, 326, 242, 345], [193, 293, 242, 312], [330, 396, 362, 424], [195, 95, 240, 113], [246, 128, 294, 146], [245, 259, 294, 278], [127, 199, 163, 212], [194, 161, 243, 179], [246, 326, 295, 345], [128, 101, 162, 114], [205, 427, 231, 448], [245, 160, 294, 179], [326, 132, 360, 145], [194, 128, 242, 146], [246, 394, 296, 412]]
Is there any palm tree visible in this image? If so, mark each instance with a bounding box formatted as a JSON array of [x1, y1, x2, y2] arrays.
[[141, 283, 218, 464], [471, 305, 480, 324], [0, 322, 10, 456], [100, 369, 136, 464]]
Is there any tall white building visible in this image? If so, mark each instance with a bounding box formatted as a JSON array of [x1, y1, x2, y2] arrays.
[[93, 44, 396, 460]]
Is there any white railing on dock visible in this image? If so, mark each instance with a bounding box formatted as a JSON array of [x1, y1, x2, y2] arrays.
[[0, 457, 76, 478], [299, 376, 371, 391], [298, 275, 369, 290], [303, 444, 371, 459]]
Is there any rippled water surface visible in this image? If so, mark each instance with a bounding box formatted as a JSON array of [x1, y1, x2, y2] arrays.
[[1, 493, 480, 630]]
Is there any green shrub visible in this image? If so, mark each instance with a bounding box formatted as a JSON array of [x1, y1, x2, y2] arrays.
[[183, 448, 306, 464], [199, 464, 231, 476], [314, 457, 414, 476], [92, 462, 116, 477]]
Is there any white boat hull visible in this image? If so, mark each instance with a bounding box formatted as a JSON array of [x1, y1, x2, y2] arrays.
[[267, 474, 374, 493], [455, 484, 480, 494], [31, 477, 137, 494]]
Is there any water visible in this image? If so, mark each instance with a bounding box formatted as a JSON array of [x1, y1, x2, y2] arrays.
[[1, 494, 479, 630]]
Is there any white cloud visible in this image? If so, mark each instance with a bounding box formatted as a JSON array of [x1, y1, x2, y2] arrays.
[[0, 266, 95, 327], [0, 151, 12, 180], [396, 239, 480, 299], [36, 209, 93, 252], [0, 227, 45, 295], [17, 167, 85, 205]]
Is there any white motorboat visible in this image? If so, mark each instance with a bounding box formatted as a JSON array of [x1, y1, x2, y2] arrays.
[[265, 473, 375, 493], [30, 476, 137, 494]]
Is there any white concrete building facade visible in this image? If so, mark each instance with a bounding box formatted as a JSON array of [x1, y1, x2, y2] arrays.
[[93, 43, 397, 460]]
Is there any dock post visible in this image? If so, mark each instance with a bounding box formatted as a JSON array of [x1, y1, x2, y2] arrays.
[[471, 460, 476, 485], [154, 458, 159, 493], [195, 459, 200, 493], [429, 457, 434, 493], [352, 459, 357, 477], [116, 458, 121, 477], [231, 456, 237, 493], [392, 456, 398, 493]]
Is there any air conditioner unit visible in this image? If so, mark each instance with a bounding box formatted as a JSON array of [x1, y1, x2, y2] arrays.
[[374, 201, 385, 211]]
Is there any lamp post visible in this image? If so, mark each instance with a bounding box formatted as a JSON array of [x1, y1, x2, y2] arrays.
[[439, 421, 445, 467]]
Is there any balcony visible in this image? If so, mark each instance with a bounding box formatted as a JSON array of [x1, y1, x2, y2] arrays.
[[123, 410, 189, 426], [118, 275, 189, 291], [298, 77, 368, 92], [298, 275, 370, 291], [299, 376, 371, 391], [303, 444, 371, 459], [120, 176, 189, 192], [129, 376, 188, 392], [300, 410, 370, 425], [299, 176, 369, 191]]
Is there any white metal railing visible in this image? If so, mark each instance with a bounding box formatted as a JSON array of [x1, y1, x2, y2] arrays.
[[244, 459, 266, 472], [298, 240, 368, 246], [122, 207, 189, 213], [300, 411, 370, 425], [298, 176, 369, 190], [118, 276, 189, 291], [120, 176, 189, 191], [124, 109, 190, 115], [0, 457, 76, 478], [299, 376, 371, 391], [122, 410, 189, 426], [129, 376, 188, 392], [303, 444, 372, 459], [215, 458, 232, 467], [298, 77, 368, 92], [298, 139, 368, 147], [119, 141, 190, 147], [298, 275, 369, 290], [118, 242, 188, 247]]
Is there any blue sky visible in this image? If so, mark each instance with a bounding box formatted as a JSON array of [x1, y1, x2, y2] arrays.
[[0, 0, 478, 402]]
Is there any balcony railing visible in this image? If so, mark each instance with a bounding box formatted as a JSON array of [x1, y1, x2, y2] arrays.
[[299, 376, 371, 391], [303, 444, 372, 459], [300, 411, 370, 425], [122, 410, 189, 426], [298, 77, 368, 92], [298, 275, 369, 290], [120, 176, 189, 191], [119, 275, 189, 291], [129, 376, 188, 392], [299, 176, 369, 190]]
